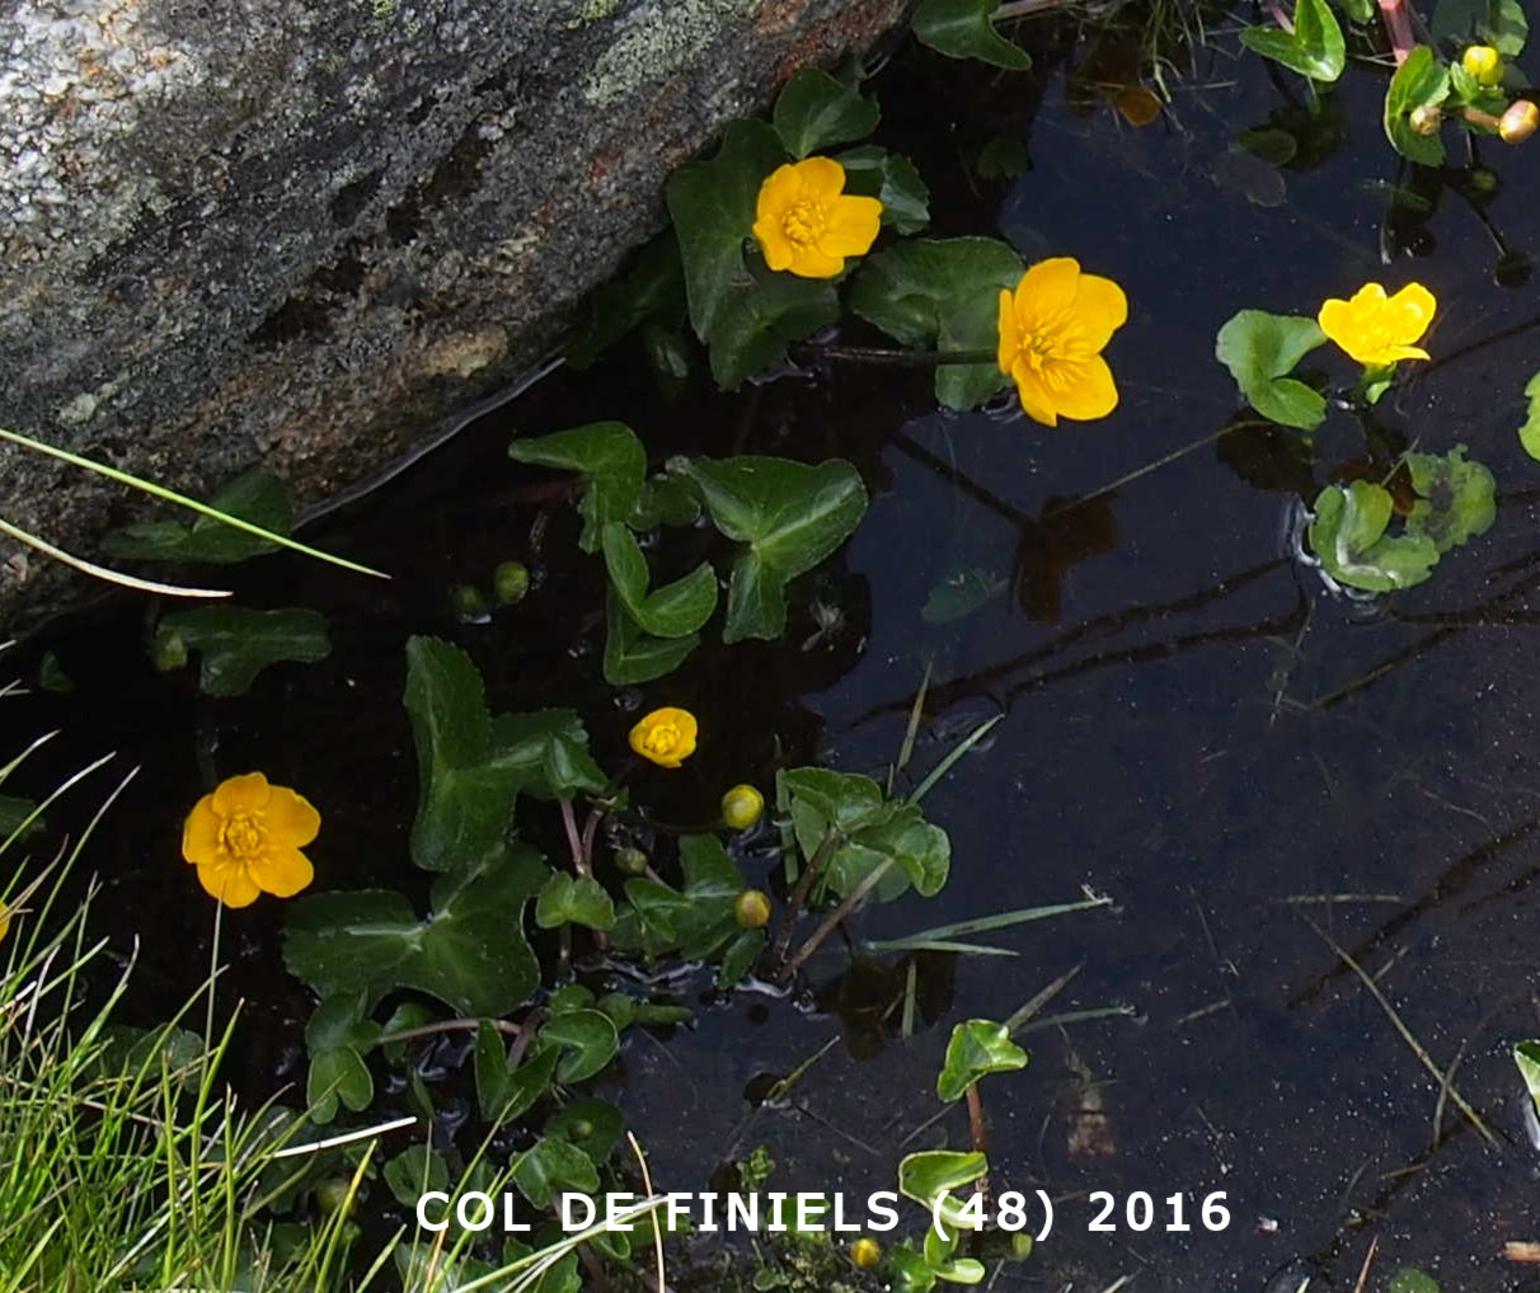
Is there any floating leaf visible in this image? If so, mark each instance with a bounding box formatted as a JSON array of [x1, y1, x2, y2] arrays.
[[898, 1150, 989, 1230], [1215, 310, 1328, 430], [546, 1098, 625, 1164], [1519, 372, 1540, 461], [496, 709, 607, 802], [511, 1138, 600, 1211], [535, 872, 617, 931], [772, 68, 880, 158], [539, 1009, 620, 1083], [602, 590, 699, 686], [1387, 1272, 1441, 1293], [1404, 444, 1496, 553], [913, 0, 1032, 70], [1384, 46, 1450, 166], [159, 606, 330, 697], [849, 238, 1023, 409], [1240, 0, 1346, 81], [103, 468, 293, 565], [384, 1145, 450, 1210], [838, 146, 931, 235], [601, 522, 718, 638], [283, 848, 547, 1017], [508, 422, 647, 554], [678, 456, 868, 642], [1308, 480, 1439, 592], [936, 1019, 1029, 1102], [1432, 0, 1527, 53]]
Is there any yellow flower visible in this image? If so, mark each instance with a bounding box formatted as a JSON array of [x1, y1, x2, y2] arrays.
[[1317, 282, 1436, 366], [752, 158, 883, 279], [182, 772, 320, 909], [628, 707, 698, 769], [997, 258, 1127, 428]]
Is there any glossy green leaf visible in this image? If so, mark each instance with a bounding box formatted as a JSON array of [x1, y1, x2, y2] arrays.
[[601, 522, 718, 639], [667, 120, 788, 340], [383, 1145, 450, 1210], [283, 848, 547, 1017], [1240, 0, 1346, 81], [849, 238, 1023, 409], [103, 468, 293, 564], [1215, 310, 1328, 430], [838, 146, 931, 235], [1384, 46, 1450, 166], [613, 835, 749, 963], [512, 1137, 600, 1210], [1432, 0, 1527, 52], [1332, 0, 1373, 22], [913, 0, 1031, 70], [630, 474, 703, 530], [535, 872, 617, 931], [306, 1046, 373, 1124], [602, 590, 699, 686], [936, 1019, 1029, 1102], [1515, 1040, 1540, 1118], [476, 1027, 560, 1123], [1387, 1272, 1441, 1293], [1405, 445, 1496, 553], [495, 709, 607, 801], [403, 636, 519, 871], [566, 236, 686, 369], [898, 1150, 989, 1230], [772, 68, 880, 158], [717, 928, 765, 988], [539, 1009, 619, 1083], [159, 606, 330, 697], [677, 456, 868, 642], [304, 993, 381, 1056], [508, 422, 647, 553], [545, 1097, 625, 1164], [1518, 372, 1540, 461], [890, 1245, 939, 1293], [705, 269, 840, 391], [1308, 481, 1440, 592]]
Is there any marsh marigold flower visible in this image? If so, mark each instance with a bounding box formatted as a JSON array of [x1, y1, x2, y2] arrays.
[[628, 707, 698, 769], [182, 772, 320, 909], [752, 158, 883, 279], [997, 257, 1127, 428], [1317, 282, 1436, 367]]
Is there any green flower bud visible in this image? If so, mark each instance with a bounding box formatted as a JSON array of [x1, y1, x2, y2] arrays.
[[734, 888, 772, 930], [720, 783, 765, 831], [615, 846, 649, 876], [492, 560, 530, 606], [152, 629, 188, 673], [1461, 44, 1503, 87], [451, 584, 487, 617], [315, 1178, 357, 1218], [1409, 104, 1443, 136]]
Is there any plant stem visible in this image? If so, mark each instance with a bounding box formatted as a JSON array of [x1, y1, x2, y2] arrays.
[[768, 829, 841, 975], [0, 514, 233, 599], [1377, 0, 1415, 63], [965, 1082, 992, 1203], [790, 343, 997, 368], [559, 796, 608, 951], [375, 1017, 522, 1046], [777, 856, 893, 984], [994, 0, 1062, 18]]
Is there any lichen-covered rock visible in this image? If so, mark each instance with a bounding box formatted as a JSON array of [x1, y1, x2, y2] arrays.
[[0, 0, 905, 628]]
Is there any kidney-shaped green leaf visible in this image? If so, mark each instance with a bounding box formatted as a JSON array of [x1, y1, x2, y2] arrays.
[[772, 67, 880, 158], [535, 872, 617, 931], [477, 1026, 561, 1124], [677, 456, 868, 642], [307, 1045, 374, 1125], [159, 606, 330, 698], [898, 1150, 989, 1230], [512, 1137, 600, 1211], [539, 1009, 619, 1084], [838, 145, 931, 235], [508, 422, 647, 553], [913, 0, 1032, 70], [1308, 480, 1439, 593], [1404, 444, 1496, 553], [936, 1019, 1029, 1103], [1215, 310, 1328, 430]]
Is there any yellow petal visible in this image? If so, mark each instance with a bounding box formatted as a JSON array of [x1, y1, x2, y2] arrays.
[[212, 772, 271, 817], [1316, 297, 1362, 359], [250, 844, 315, 899], [182, 793, 223, 866], [1048, 356, 1120, 421], [788, 245, 845, 278], [1011, 361, 1059, 427], [1348, 282, 1389, 311], [816, 195, 882, 259], [1014, 257, 1082, 330], [756, 163, 802, 215], [1071, 274, 1129, 352], [1385, 282, 1436, 344], [997, 289, 1020, 374], [754, 218, 795, 272], [794, 155, 847, 199], [265, 786, 321, 848], [196, 858, 261, 909]]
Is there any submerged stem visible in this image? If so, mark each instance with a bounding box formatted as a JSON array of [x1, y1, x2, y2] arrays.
[[790, 343, 998, 368]]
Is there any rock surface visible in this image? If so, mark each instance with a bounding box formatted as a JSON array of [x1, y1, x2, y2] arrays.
[[0, 0, 905, 628]]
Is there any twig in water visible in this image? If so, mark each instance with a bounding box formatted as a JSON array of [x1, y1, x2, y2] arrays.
[[1352, 1236, 1379, 1293], [776, 857, 894, 983]]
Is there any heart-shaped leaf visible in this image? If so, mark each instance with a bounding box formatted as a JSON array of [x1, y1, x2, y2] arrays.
[[601, 523, 718, 638], [1240, 0, 1345, 81], [511, 1137, 600, 1210], [283, 848, 547, 1017], [837, 146, 931, 235], [1308, 481, 1440, 592], [704, 269, 840, 391], [508, 422, 647, 553], [103, 468, 293, 564], [304, 992, 382, 1056], [476, 1026, 561, 1123], [307, 1045, 374, 1124], [936, 1019, 1029, 1102], [1215, 310, 1328, 430], [159, 606, 330, 697], [535, 872, 617, 931], [913, 0, 1032, 70], [772, 67, 880, 158], [539, 1009, 620, 1084], [602, 590, 699, 685], [1383, 45, 1450, 166], [1404, 445, 1496, 553], [383, 1145, 450, 1210], [495, 709, 607, 802], [677, 456, 868, 642], [897, 1150, 989, 1225], [849, 238, 1023, 409]]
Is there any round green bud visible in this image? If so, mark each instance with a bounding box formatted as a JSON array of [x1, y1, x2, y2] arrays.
[[492, 560, 530, 606], [1468, 165, 1499, 197], [152, 629, 188, 673], [451, 584, 487, 616], [734, 888, 772, 930], [720, 783, 765, 831], [1409, 104, 1443, 136], [615, 846, 650, 876]]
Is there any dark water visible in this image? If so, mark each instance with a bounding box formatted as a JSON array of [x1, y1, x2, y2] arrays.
[[9, 19, 1540, 1291]]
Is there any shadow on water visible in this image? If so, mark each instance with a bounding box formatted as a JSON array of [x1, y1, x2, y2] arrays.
[[8, 12, 1540, 1289]]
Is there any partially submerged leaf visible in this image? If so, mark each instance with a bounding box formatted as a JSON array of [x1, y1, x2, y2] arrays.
[[838, 146, 931, 235], [535, 872, 617, 931], [538, 1010, 620, 1083], [913, 0, 1032, 70], [602, 590, 699, 686], [1404, 444, 1496, 553], [1308, 480, 1439, 592], [159, 606, 330, 697], [511, 1137, 600, 1210], [1215, 310, 1328, 430], [1384, 46, 1450, 166]]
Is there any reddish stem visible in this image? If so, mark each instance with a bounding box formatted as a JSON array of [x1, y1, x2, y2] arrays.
[[1377, 0, 1416, 63]]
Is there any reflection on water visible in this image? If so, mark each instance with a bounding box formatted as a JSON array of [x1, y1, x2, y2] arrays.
[[8, 18, 1540, 1292]]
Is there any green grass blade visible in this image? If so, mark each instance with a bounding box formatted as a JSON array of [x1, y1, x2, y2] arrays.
[[908, 713, 1001, 805]]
